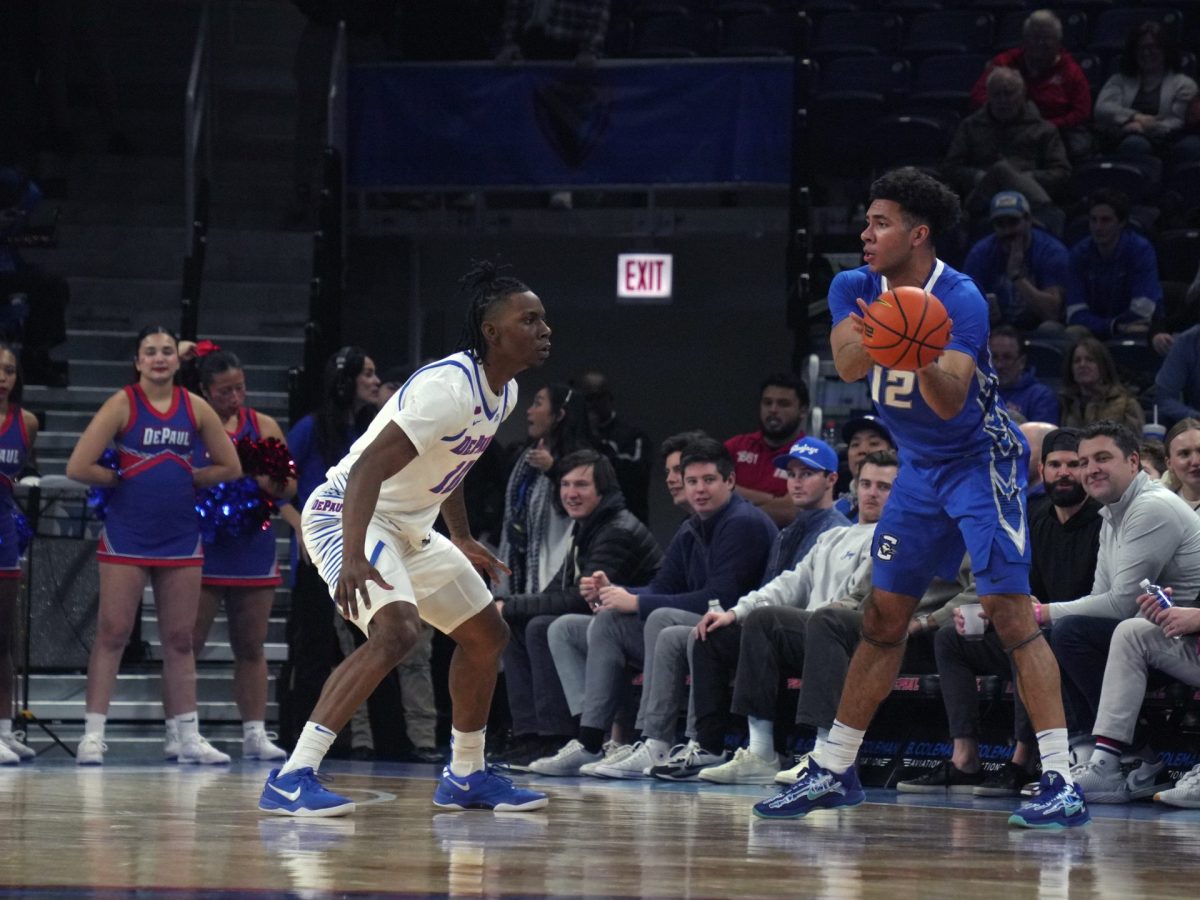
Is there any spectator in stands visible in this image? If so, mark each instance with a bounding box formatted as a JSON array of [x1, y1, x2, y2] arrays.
[[946, 68, 1071, 230], [535, 437, 776, 778], [661, 429, 707, 516], [725, 373, 809, 528], [835, 415, 895, 523], [0, 167, 69, 386], [991, 325, 1059, 425], [1021, 420, 1057, 510], [1155, 323, 1200, 426], [963, 191, 1069, 331], [497, 0, 610, 66], [969, 9, 1093, 159], [1094, 20, 1200, 181], [1065, 189, 1163, 339], [496, 450, 661, 769], [277, 346, 380, 750], [1140, 440, 1168, 480], [1035, 422, 1200, 745], [1057, 336, 1145, 434], [1161, 418, 1200, 510], [497, 383, 595, 595], [1075, 584, 1200, 808], [684, 451, 899, 784], [900, 428, 1101, 796], [578, 368, 652, 525]]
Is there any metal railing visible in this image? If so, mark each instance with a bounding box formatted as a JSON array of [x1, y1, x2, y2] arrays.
[[182, 0, 213, 342]]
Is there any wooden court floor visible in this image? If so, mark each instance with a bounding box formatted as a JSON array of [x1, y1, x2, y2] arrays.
[[1, 759, 1198, 899]]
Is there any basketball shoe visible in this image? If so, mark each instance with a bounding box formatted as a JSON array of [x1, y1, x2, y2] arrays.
[[1007, 772, 1091, 829], [259, 767, 356, 817], [752, 756, 865, 819], [433, 765, 548, 811], [0, 730, 35, 761]]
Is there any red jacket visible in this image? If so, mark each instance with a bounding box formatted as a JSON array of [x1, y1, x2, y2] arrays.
[[969, 48, 1092, 130]]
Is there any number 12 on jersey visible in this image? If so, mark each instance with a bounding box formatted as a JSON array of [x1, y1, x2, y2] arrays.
[[870, 365, 915, 410]]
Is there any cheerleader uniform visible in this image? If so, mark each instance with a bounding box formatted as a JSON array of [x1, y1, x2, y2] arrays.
[[0, 406, 30, 578], [97, 385, 203, 566], [195, 407, 282, 587]]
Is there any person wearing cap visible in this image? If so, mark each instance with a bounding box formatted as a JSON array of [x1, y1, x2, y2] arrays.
[[898, 426, 1102, 796], [962, 190, 1070, 331], [835, 415, 895, 523]]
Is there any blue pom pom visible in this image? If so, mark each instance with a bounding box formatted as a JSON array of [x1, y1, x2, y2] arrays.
[[195, 477, 275, 543]]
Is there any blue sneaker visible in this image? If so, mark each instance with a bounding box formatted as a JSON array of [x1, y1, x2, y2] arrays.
[[433, 766, 549, 811], [258, 767, 356, 818], [1008, 772, 1091, 830], [752, 756, 865, 820]]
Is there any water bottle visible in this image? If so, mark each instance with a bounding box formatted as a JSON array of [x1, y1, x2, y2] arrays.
[[707, 598, 723, 615], [1139, 578, 1181, 640], [822, 420, 837, 446]]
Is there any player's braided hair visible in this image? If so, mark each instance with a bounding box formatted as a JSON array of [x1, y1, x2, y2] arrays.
[[455, 260, 530, 362]]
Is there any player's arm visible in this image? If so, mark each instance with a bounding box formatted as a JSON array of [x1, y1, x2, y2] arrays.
[[442, 484, 510, 586], [916, 348, 975, 420], [830, 300, 875, 383], [192, 395, 243, 488], [65, 392, 130, 485], [21, 409, 39, 472]]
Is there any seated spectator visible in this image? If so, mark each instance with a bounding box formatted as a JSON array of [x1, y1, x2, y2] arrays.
[[1161, 418, 1200, 510], [0, 168, 69, 386], [535, 437, 777, 778], [1021, 420, 1057, 511], [1154, 323, 1200, 426], [946, 68, 1071, 229], [899, 428, 1101, 796], [1140, 439, 1168, 480], [725, 373, 810, 528], [834, 415, 895, 523], [1058, 336, 1145, 434], [991, 325, 1060, 424], [661, 429, 707, 516], [578, 368, 652, 525], [1065, 189, 1162, 339], [496, 450, 662, 768], [1073, 585, 1200, 804], [963, 192, 1069, 331], [969, 9, 1093, 159], [1094, 20, 1200, 181]]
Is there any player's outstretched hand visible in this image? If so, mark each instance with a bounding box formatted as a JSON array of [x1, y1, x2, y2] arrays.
[[335, 556, 393, 621], [454, 536, 511, 586]]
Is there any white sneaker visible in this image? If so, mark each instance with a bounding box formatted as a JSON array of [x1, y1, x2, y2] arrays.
[[0, 742, 18, 766], [648, 740, 729, 782], [164, 734, 180, 761], [1156, 763, 1200, 808], [244, 730, 288, 761], [0, 730, 35, 761], [774, 753, 809, 785], [1126, 758, 1171, 800], [528, 739, 602, 776], [698, 746, 782, 784], [589, 740, 666, 779], [1072, 758, 1129, 803], [76, 733, 107, 766], [178, 734, 232, 765], [579, 741, 629, 777]]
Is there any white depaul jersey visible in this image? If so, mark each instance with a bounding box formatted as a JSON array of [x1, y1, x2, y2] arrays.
[[323, 351, 516, 545]]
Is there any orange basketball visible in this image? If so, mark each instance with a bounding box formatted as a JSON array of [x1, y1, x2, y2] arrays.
[[861, 285, 951, 371]]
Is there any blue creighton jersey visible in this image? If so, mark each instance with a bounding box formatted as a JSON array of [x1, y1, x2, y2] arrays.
[[829, 259, 1022, 464]]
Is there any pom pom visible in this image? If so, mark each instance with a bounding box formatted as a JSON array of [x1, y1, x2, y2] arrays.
[[85, 449, 121, 522], [235, 436, 297, 483], [195, 477, 277, 543]]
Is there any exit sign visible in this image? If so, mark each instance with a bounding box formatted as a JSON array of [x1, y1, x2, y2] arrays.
[[617, 253, 672, 303]]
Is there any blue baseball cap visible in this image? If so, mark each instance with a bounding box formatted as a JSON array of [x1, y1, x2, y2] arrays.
[[774, 437, 839, 473]]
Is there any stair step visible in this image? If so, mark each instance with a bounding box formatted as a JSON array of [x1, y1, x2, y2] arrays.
[[63, 329, 304, 366]]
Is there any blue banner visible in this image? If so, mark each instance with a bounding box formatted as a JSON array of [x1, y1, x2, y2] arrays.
[[348, 61, 792, 188]]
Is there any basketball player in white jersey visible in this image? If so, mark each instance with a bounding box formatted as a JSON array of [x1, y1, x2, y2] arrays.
[[258, 261, 551, 816]]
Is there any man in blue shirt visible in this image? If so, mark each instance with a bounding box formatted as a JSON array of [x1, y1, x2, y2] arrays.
[[991, 324, 1059, 424], [962, 191, 1069, 331], [753, 167, 1088, 829], [1066, 189, 1162, 338], [1155, 323, 1200, 426]]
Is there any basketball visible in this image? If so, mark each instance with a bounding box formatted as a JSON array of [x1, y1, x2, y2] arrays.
[[861, 285, 951, 370]]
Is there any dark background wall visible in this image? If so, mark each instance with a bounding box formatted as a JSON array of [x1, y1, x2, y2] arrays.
[[344, 231, 800, 544]]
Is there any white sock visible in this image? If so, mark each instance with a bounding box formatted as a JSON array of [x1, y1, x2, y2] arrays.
[[644, 737, 671, 760], [450, 726, 486, 777], [84, 713, 106, 737], [243, 720, 266, 739], [165, 717, 179, 739], [747, 716, 774, 760], [1089, 743, 1121, 772], [177, 712, 199, 744], [281, 721, 338, 776], [1037, 728, 1073, 784], [816, 726, 830, 743], [0, 718, 12, 737], [813, 719, 864, 774]]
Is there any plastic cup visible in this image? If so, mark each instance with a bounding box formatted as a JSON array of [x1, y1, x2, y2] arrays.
[[960, 603, 986, 640], [1143, 423, 1167, 441]]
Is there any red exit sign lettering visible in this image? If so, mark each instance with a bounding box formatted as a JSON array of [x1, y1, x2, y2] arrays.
[[617, 253, 672, 303]]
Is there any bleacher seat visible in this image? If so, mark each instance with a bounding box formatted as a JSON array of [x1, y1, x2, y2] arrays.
[[1156, 229, 1200, 283], [802, 0, 860, 13], [720, 11, 797, 56], [902, 10, 995, 55], [906, 53, 988, 114], [1025, 340, 1067, 382], [605, 17, 634, 57], [626, 0, 702, 17], [711, 0, 775, 13], [811, 11, 902, 58], [995, 9, 1088, 50], [631, 13, 719, 57], [1088, 8, 1184, 54], [877, 0, 946, 12], [1164, 161, 1200, 212], [871, 111, 960, 168], [1073, 51, 1105, 96], [972, 0, 1033, 12], [1069, 158, 1152, 203], [1107, 339, 1161, 391], [815, 55, 911, 103]]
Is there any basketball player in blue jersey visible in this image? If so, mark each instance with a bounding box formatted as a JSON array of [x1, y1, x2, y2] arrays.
[[258, 261, 552, 817], [754, 168, 1089, 829]]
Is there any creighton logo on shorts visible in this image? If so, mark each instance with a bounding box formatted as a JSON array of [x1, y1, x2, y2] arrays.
[[875, 534, 900, 561]]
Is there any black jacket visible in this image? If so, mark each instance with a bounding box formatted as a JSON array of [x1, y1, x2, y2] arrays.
[[501, 491, 662, 625]]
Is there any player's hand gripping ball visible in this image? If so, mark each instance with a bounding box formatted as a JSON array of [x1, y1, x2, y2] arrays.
[[861, 285, 951, 370]]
